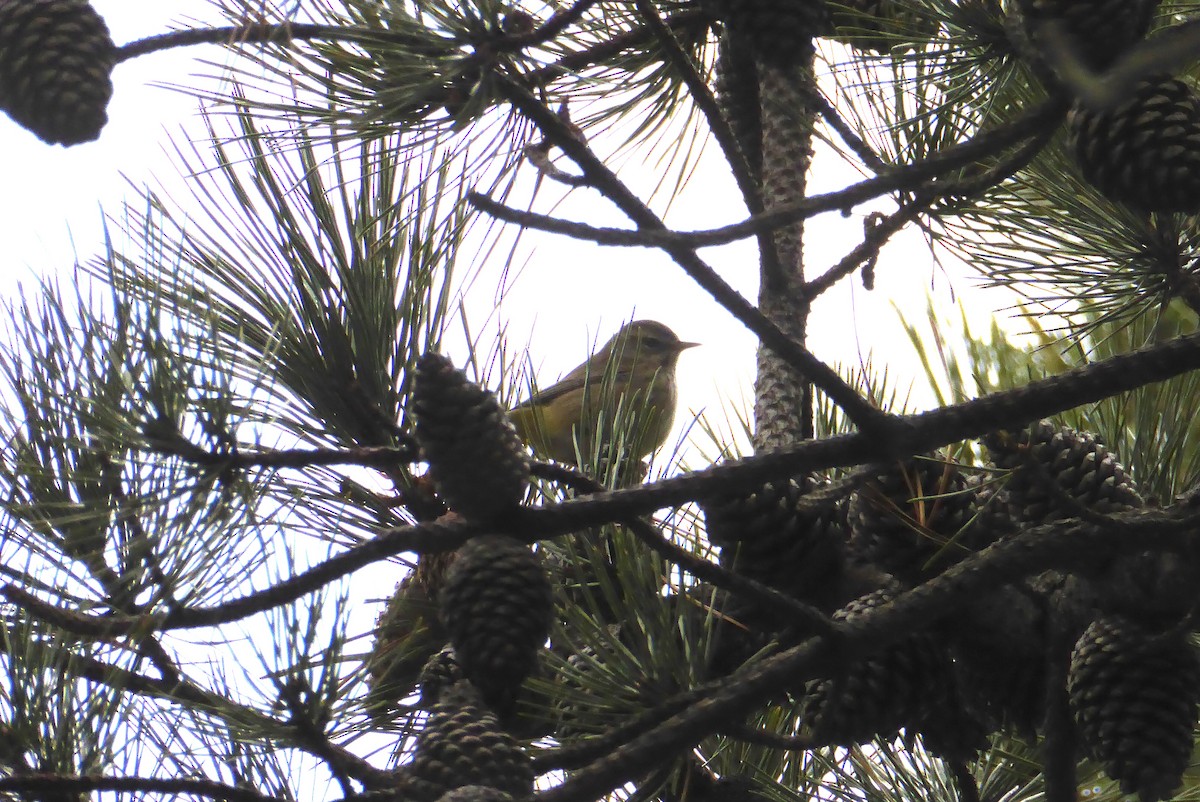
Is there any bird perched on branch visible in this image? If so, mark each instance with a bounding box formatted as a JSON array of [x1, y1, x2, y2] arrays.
[[508, 320, 697, 466]]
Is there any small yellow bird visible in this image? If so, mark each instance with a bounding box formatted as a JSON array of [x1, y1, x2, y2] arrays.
[[509, 320, 697, 465]]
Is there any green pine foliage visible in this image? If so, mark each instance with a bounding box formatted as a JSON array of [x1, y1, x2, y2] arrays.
[[5, 0, 1200, 801]]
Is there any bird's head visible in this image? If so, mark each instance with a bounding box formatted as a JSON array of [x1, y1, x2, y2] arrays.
[[604, 320, 698, 375]]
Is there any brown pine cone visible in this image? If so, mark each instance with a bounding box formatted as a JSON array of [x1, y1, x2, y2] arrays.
[[0, 0, 115, 145], [404, 683, 533, 801], [413, 353, 530, 523], [438, 535, 552, 716], [1069, 616, 1200, 802], [1067, 76, 1200, 215]]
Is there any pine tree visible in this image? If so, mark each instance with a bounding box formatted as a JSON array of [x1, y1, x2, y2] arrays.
[[3, 2, 1200, 802]]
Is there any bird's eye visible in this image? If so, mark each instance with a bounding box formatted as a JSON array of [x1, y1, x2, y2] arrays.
[[642, 337, 663, 350]]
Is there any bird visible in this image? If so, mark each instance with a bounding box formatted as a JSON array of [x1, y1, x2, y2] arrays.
[[508, 320, 697, 465]]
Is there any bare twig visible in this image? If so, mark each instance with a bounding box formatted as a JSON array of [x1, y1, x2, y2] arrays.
[[472, 99, 1065, 251], [720, 722, 818, 751], [40, 638, 393, 789], [150, 437, 419, 470], [494, 0, 598, 52], [115, 23, 420, 63], [807, 123, 1055, 298]]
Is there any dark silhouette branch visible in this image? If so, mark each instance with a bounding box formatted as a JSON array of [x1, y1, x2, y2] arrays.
[[1040, 613, 1078, 802], [630, 0, 764, 217], [532, 687, 711, 773], [471, 98, 1066, 250], [115, 23, 420, 63], [19, 628, 393, 789], [807, 200, 932, 299], [0, 773, 289, 802], [485, 80, 892, 434], [17, 324, 1200, 635], [1036, 17, 1200, 111], [536, 506, 1200, 802], [117, 3, 599, 64], [811, 90, 890, 174], [719, 723, 818, 751], [808, 123, 1056, 298], [949, 760, 982, 802], [523, 9, 709, 86], [149, 438, 419, 471], [530, 461, 836, 638], [494, 0, 599, 52]]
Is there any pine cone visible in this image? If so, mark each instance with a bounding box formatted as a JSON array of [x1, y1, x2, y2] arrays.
[[984, 421, 1143, 524], [714, 29, 762, 180], [827, 0, 938, 53], [965, 473, 1018, 545], [847, 456, 980, 584], [798, 587, 960, 746], [703, 476, 845, 600], [1069, 616, 1200, 802], [405, 683, 533, 801], [708, 0, 825, 68], [1066, 76, 1200, 214], [413, 354, 530, 523], [1017, 0, 1158, 69], [438, 535, 552, 716], [0, 0, 115, 145], [549, 625, 624, 741]]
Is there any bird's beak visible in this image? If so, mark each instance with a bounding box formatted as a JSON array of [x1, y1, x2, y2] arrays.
[[676, 341, 699, 352]]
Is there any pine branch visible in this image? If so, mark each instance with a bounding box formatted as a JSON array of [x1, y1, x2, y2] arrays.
[[529, 461, 836, 638], [19, 321, 1200, 642], [147, 439, 419, 471], [470, 98, 1067, 250], [488, 78, 888, 434], [631, 0, 763, 216], [1040, 613, 1078, 802], [808, 123, 1056, 298], [0, 773, 289, 802], [537, 505, 1200, 802], [1036, 16, 1200, 110]]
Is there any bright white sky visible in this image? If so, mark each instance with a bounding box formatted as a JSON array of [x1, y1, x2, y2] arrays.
[[0, 1, 1015, 462]]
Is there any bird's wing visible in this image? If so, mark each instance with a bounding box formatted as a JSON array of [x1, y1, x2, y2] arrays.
[[511, 370, 591, 409]]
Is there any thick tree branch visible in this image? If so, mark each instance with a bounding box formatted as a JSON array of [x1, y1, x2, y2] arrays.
[[16, 324, 1200, 634], [0, 773, 288, 802]]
